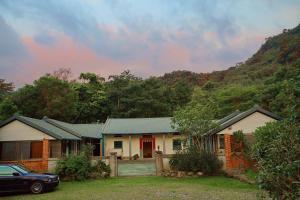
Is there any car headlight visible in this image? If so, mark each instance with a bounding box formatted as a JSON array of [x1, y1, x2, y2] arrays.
[[47, 178, 52, 182]]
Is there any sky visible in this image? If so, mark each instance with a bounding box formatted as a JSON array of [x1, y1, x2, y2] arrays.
[[0, 0, 300, 87]]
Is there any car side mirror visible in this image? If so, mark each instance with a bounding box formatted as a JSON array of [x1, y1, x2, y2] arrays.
[[12, 172, 20, 176]]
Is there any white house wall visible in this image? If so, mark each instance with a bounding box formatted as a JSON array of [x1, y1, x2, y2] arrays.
[[217, 112, 277, 135], [0, 120, 55, 141]]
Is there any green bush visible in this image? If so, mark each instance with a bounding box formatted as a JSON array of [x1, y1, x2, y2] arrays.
[[91, 160, 111, 178], [55, 154, 91, 181], [169, 147, 222, 175], [55, 144, 93, 181], [252, 117, 300, 200], [55, 144, 110, 181]]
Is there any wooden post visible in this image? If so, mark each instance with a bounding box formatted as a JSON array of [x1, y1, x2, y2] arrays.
[[129, 135, 132, 160], [140, 137, 143, 158], [162, 134, 166, 154], [100, 140, 102, 160], [42, 139, 49, 171]]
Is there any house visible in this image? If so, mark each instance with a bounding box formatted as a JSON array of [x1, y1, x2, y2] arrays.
[[102, 117, 183, 159], [204, 105, 280, 171], [0, 105, 280, 173], [0, 115, 103, 171]]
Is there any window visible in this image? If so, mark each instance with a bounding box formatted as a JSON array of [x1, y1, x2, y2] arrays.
[[50, 140, 61, 158], [0, 141, 43, 161], [0, 166, 18, 176], [219, 135, 225, 149], [114, 141, 123, 149], [11, 165, 29, 174], [173, 139, 182, 150]]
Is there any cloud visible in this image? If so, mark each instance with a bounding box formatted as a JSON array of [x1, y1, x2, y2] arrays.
[[0, 0, 299, 87], [33, 33, 56, 46], [0, 14, 28, 83]]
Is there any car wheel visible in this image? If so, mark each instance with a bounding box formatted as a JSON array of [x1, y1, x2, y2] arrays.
[[30, 181, 44, 194]]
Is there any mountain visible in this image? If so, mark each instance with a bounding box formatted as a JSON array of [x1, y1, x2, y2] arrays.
[[161, 23, 300, 87], [160, 24, 300, 119]]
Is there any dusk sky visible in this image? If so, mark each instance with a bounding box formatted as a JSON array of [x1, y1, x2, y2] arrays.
[[0, 0, 300, 87]]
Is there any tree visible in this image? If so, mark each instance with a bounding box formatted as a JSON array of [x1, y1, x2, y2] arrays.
[[11, 75, 77, 122], [252, 114, 300, 199], [0, 79, 14, 101], [107, 70, 142, 117], [0, 97, 18, 120], [172, 97, 219, 150], [34, 75, 78, 121], [52, 68, 73, 81], [213, 84, 258, 118], [172, 79, 193, 108], [73, 73, 108, 123]]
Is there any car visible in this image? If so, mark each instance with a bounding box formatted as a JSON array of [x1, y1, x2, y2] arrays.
[[0, 164, 59, 194]]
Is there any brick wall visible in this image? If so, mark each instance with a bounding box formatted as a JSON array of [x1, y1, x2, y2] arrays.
[[1, 139, 50, 172], [224, 134, 251, 171]]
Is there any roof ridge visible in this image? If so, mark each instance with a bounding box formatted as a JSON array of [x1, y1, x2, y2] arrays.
[[44, 118, 82, 138], [107, 117, 172, 120]]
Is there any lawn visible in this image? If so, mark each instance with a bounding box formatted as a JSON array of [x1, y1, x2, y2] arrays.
[[2, 176, 260, 200]]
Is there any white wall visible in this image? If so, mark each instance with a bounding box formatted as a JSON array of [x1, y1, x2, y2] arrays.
[[0, 120, 55, 141], [217, 112, 277, 135], [104, 133, 184, 158]]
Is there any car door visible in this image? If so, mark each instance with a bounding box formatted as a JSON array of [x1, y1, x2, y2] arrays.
[[0, 166, 24, 192]]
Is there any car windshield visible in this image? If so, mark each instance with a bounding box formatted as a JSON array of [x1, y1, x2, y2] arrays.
[[11, 165, 30, 174]]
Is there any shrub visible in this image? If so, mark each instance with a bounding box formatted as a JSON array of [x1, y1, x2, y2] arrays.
[[169, 147, 222, 175], [55, 154, 91, 181], [91, 160, 111, 178], [55, 144, 93, 181], [252, 116, 300, 200]]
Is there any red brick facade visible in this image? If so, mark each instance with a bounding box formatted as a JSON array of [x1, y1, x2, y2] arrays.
[[2, 139, 50, 172], [224, 134, 251, 171]]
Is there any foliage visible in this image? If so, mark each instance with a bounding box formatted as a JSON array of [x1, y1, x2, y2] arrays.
[[169, 147, 223, 175], [172, 90, 219, 150], [73, 72, 108, 122], [91, 160, 111, 178], [252, 115, 300, 200], [55, 153, 91, 181], [231, 130, 251, 161], [55, 144, 110, 181], [55, 144, 93, 181], [0, 97, 18, 120], [0, 79, 14, 101], [0, 25, 299, 124]]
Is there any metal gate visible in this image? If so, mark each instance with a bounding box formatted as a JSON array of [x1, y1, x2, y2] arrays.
[[117, 159, 156, 176]]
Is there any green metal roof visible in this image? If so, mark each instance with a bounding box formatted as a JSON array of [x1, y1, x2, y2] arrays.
[[44, 118, 103, 139], [0, 115, 80, 140], [102, 117, 178, 134]]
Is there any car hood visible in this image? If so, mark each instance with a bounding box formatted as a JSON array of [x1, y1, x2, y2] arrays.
[[25, 173, 58, 179]]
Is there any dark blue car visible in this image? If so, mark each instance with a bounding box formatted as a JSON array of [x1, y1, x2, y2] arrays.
[[0, 164, 59, 194]]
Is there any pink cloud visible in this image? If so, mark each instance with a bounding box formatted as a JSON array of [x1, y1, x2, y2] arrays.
[[17, 33, 125, 85]]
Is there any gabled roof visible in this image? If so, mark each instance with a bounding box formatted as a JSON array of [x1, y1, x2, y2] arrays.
[[0, 115, 80, 140], [44, 118, 103, 139], [207, 105, 281, 136], [102, 117, 178, 134]]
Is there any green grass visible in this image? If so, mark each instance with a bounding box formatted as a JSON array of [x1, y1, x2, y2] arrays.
[[245, 169, 257, 182], [2, 176, 261, 200]]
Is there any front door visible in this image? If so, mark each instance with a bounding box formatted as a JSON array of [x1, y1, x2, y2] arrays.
[[143, 141, 152, 158]]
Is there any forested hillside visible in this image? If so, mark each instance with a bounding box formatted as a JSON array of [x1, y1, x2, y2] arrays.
[[0, 24, 299, 123]]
